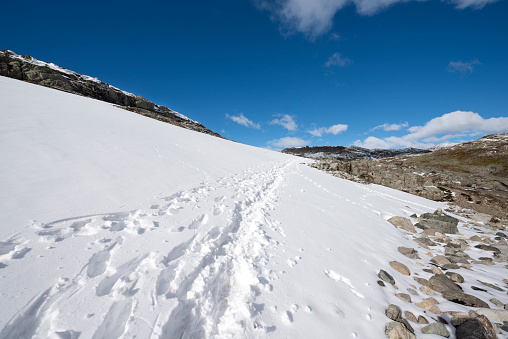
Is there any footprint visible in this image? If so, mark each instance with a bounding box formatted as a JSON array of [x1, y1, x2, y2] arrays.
[[0, 241, 17, 256], [92, 298, 133, 339], [282, 311, 294, 324], [87, 237, 122, 278], [214, 196, 226, 202], [189, 214, 208, 229], [287, 258, 297, 267], [324, 269, 365, 298], [12, 247, 31, 259], [213, 204, 225, 216]]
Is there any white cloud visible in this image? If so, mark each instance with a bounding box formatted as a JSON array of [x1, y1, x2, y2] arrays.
[[267, 137, 309, 149], [256, 0, 498, 37], [406, 111, 508, 140], [371, 122, 409, 131], [354, 136, 431, 149], [269, 114, 298, 131], [325, 52, 352, 67], [225, 113, 261, 129], [448, 0, 498, 9], [446, 59, 481, 75], [308, 123, 348, 137], [355, 111, 508, 149]]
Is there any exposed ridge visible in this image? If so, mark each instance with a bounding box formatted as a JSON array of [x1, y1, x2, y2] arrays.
[[0, 49, 223, 138]]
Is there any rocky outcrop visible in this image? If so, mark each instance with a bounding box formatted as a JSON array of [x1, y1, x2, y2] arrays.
[[0, 50, 224, 139], [310, 134, 508, 218], [282, 145, 430, 161]]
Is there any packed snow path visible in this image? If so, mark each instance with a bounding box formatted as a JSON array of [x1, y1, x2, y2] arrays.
[[0, 159, 444, 338], [1, 76, 447, 338]]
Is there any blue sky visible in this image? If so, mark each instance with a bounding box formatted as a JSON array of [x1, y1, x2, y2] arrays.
[[3, 0, 508, 149]]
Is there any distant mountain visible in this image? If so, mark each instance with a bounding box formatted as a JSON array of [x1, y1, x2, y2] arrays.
[[0, 49, 223, 138], [281, 145, 430, 161]]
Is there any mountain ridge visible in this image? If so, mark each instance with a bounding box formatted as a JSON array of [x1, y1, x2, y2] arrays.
[[282, 144, 431, 161], [0, 49, 223, 138]]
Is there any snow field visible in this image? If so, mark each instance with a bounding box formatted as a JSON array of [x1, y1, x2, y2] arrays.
[[0, 76, 463, 338]]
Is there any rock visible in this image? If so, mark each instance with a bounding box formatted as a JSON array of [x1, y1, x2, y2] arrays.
[[398, 247, 420, 259], [416, 298, 441, 314], [386, 304, 402, 321], [470, 235, 482, 241], [445, 272, 465, 283], [455, 315, 497, 339], [428, 274, 463, 293], [431, 255, 452, 266], [431, 265, 444, 275], [388, 217, 417, 233], [475, 244, 501, 253], [378, 280, 386, 286], [451, 314, 471, 327], [390, 261, 411, 276], [404, 311, 417, 323], [490, 298, 504, 307], [475, 309, 508, 322], [442, 263, 461, 270], [407, 288, 418, 296], [385, 321, 416, 339], [422, 228, 443, 236], [447, 255, 470, 264], [418, 315, 429, 324], [395, 293, 411, 303], [478, 280, 505, 291], [442, 291, 490, 308], [379, 270, 396, 285], [419, 212, 459, 234], [414, 277, 429, 286], [414, 237, 436, 247], [472, 286, 488, 292], [421, 322, 450, 337], [421, 285, 437, 295], [496, 232, 507, 238]]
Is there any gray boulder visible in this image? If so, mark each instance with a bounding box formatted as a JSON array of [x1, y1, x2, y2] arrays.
[[418, 212, 459, 234], [442, 291, 490, 308], [455, 315, 497, 339], [428, 274, 463, 293]]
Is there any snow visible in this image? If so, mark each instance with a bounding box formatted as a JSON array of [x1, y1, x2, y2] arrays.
[[1, 75, 491, 338]]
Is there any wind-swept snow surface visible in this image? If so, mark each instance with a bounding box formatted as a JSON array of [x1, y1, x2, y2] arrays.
[[0, 76, 447, 338]]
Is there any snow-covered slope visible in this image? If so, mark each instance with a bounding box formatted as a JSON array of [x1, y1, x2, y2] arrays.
[[0, 75, 465, 338]]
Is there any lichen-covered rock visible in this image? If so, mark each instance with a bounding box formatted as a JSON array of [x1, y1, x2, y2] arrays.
[[416, 298, 441, 314], [404, 311, 417, 323], [419, 212, 459, 234], [489, 298, 503, 307], [475, 309, 508, 322], [385, 321, 416, 339], [421, 322, 450, 337], [386, 304, 402, 321], [379, 269, 396, 285]]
